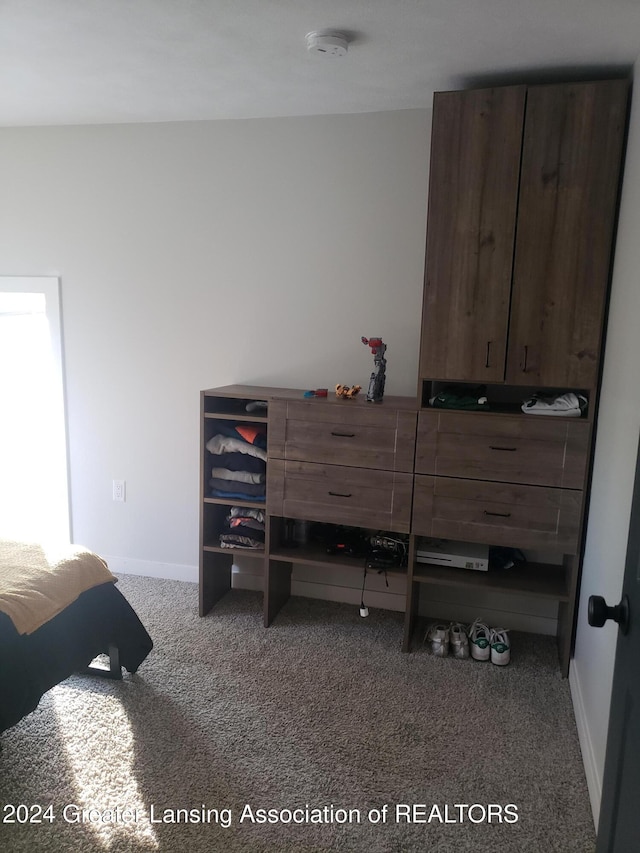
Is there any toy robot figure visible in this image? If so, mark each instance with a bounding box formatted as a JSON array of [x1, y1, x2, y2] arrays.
[[361, 336, 387, 403]]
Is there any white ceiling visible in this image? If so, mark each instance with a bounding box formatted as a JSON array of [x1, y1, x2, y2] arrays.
[[1, 0, 639, 127]]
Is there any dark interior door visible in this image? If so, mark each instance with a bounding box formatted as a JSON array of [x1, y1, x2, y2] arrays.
[[593, 432, 640, 851]]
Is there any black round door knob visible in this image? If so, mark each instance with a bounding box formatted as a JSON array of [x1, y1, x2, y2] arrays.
[[588, 594, 630, 634]]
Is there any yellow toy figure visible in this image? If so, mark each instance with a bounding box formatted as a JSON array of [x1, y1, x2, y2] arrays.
[[335, 384, 362, 399]]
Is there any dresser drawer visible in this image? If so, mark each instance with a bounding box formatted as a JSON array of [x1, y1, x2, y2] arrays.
[[415, 410, 590, 488], [268, 459, 413, 533], [412, 474, 582, 552], [268, 399, 416, 472]]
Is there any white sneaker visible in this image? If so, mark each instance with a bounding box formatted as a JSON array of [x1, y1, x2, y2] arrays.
[[449, 622, 470, 659], [425, 623, 450, 657], [490, 629, 511, 666], [468, 619, 491, 661]]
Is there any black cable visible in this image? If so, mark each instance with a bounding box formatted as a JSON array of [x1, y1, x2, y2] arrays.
[[360, 562, 367, 608]]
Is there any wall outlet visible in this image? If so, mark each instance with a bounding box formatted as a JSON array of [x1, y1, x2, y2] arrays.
[[112, 480, 126, 502]]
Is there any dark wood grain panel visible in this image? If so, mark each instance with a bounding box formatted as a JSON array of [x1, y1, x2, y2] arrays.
[[413, 475, 582, 552], [282, 420, 400, 470], [506, 79, 629, 388], [415, 409, 590, 488], [419, 85, 526, 383], [413, 560, 569, 601], [283, 398, 415, 427], [269, 400, 417, 471], [418, 409, 590, 442], [268, 459, 413, 533], [267, 399, 288, 460]]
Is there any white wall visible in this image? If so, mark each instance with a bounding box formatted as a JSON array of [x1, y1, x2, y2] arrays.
[[3, 96, 638, 814], [0, 107, 562, 632], [0, 110, 430, 573], [571, 67, 640, 826]]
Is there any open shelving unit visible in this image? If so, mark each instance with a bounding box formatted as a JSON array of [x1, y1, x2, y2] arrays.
[[199, 384, 595, 675], [411, 559, 569, 601], [199, 386, 270, 617]]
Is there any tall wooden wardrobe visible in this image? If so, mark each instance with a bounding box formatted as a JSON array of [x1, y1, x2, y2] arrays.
[[410, 79, 629, 674]]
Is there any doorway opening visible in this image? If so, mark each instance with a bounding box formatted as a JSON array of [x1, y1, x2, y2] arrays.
[[0, 277, 70, 543]]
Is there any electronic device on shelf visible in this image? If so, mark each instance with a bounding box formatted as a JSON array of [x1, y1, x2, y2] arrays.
[[325, 527, 369, 558], [367, 534, 408, 569], [318, 525, 408, 568], [417, 538, 489, 572]]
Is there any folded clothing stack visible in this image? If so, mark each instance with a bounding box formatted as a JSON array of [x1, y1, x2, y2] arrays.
[[219, 507, 265, 550], [429, 384, 489, 411], [205, 422, 267, 501], [521, 392, 587, 417]]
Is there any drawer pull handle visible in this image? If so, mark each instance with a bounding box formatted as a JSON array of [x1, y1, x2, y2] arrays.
[[483, 510, 511, 518], [489, 445, 517, 452], [329, 491, 352, 498], [330, 431, 356, 438]]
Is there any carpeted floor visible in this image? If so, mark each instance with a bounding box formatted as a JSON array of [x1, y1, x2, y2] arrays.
[[0, 575, 595, 852]]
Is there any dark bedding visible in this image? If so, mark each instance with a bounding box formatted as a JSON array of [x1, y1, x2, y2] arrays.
[[0, 581, 153, 734]]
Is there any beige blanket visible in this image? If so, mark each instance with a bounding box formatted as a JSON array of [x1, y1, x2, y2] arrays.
[[0, 539, 116, 635]]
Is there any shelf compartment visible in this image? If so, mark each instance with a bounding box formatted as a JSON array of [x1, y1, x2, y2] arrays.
[[412, 560, 569, 602], [204, 497, 266, 509], [203, 543, 265, 557], [204, 412, 268, 424], [419, 380, 593, 422], [202, 389, 269, 419], [202, 418, 268, 462], [270, 541, 407, 579], [201, 501, 266, 554]]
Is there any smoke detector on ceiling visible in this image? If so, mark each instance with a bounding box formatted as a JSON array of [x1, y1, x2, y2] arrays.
[[306, 31, 349, 57]]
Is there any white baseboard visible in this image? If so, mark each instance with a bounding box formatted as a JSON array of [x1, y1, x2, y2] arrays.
[[569, 660, 601, 830], [104, 554, 198, 583]]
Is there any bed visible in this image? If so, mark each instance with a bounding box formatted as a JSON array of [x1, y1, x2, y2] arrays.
[[0, 538, 153, 734]]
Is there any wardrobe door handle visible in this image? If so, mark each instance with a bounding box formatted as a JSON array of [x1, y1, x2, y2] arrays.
[[522, 345, 529, 372], [483, 510, 511, 518], [330, 431, 356, 438], [329, 491, 352, 498], [489, 446, 517, 452], [485, 341, 491, 368]]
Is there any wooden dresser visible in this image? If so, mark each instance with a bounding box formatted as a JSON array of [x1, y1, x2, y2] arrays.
[[201, 384, 592, 674], [199, 77, 630, 676], [268, 397, 416, 532]]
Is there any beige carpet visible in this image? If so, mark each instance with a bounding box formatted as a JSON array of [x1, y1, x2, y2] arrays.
[[0, 574, 595, 852]]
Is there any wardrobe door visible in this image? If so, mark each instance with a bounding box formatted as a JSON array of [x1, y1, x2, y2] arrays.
[[418, 85, 525, 384], [506, 79, 628, 389]]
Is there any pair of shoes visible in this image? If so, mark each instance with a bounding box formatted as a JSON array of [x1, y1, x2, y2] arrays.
[[424, 623, 449, 657], [468, 619, 511, 666], [449, 622, 470, 659], [490, 628, 511, 666], [424, 622, 470, 659]]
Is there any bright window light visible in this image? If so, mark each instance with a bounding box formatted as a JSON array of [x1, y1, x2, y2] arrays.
[[0, 278, 69, 543], [52, 684, 159, 849]]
